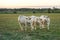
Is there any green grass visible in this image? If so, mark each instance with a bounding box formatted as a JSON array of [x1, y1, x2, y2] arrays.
[[0, 13, 60, 40]]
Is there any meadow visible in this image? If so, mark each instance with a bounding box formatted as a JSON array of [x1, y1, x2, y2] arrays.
[[0, 13, 60, 40]]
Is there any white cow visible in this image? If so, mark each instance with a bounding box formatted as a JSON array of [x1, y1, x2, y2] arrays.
[[18, 15, 30, 31], [29, 16, 36, 30], [39, 15, 50, 30], [29, 16, 40, 30], [18, 15, 50, 31]]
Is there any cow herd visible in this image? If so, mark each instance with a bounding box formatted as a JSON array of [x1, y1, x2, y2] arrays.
[[18, 15, 50, 31]]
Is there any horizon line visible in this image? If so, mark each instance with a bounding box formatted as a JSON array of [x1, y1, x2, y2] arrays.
[[0, 6, 60, 8]]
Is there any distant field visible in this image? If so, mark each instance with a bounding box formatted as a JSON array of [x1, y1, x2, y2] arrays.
[[0, 13, 60, 40]]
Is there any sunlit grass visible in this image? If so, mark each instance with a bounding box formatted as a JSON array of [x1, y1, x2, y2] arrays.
[[0, 13, 60, 40]]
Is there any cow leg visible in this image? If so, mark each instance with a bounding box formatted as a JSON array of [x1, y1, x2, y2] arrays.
[[34, 22, 36, 30], [40, 24, 42, 29], [18, 22, 23, 31], [24, 22, 27, 31], [39, 23, 42, 29], [42, 25, 45, 28], [31, 23, 34, 31], [34, 26, 36, 30], [31, 26, 34, 30]]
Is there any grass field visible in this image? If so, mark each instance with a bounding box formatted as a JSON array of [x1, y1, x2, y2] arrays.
[[0, 13, 60, 40]]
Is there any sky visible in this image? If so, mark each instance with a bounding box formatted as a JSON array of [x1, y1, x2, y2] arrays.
[[0, 0, 60, 8]]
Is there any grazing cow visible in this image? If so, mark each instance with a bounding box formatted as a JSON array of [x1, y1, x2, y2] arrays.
[[18, 15, 30, 31], [39, 15, 50, 30]]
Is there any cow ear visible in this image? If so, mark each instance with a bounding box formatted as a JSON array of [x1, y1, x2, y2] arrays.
[[26, 18, 28, 19], [40, 19, 42, 21], [29, 18, 31, 20], [47, 16, 49, 18]]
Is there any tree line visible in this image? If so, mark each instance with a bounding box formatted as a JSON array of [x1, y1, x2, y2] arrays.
[[0, 7, 60, 14]]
